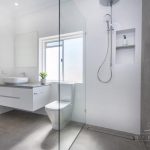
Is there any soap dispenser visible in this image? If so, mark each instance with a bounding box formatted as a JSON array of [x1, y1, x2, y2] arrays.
[[123, 35, 128, 46]]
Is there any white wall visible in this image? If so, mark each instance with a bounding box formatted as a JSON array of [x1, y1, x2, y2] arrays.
[[0, 8, 15, 113], [0, 9, 15, 74], [74, 0, 142, 134], [14, 1, 84, 81], [14, 5, 59, 82]]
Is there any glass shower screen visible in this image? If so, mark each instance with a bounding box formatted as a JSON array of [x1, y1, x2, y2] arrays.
[[59, 0, 86, 149]]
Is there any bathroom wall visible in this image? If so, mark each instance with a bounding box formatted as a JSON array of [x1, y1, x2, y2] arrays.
[[141, 0, 150, 135], [14, 1, 84, 81], [14, 4, 59, 82], [141, 1, 150, 149], [0, 8, 15, 113], [0, 8, 15, 75], [74, 0, 142, 134]]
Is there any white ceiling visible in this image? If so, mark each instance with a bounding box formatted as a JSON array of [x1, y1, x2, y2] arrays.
[[0, 0, 70, 16]]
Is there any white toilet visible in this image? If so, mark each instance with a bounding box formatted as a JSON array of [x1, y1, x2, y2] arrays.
[[45, 83, 74, 130]]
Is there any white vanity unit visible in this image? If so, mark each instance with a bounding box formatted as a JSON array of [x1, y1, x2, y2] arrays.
[[0, 84, 51, 111]]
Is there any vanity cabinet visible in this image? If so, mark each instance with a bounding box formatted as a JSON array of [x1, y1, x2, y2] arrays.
[[0, 86, 50, 111]]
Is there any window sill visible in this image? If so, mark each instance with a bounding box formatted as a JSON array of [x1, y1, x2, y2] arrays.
[[45, 80, 83, 85]]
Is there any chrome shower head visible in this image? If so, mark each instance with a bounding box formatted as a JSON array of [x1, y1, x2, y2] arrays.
[[105, 14, 111, 23], [100, 0, 120, 6], [104, 14, 111, 30]]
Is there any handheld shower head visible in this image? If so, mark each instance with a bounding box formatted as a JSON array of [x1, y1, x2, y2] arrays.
[[104, 14, 111, 30], [105, 14, 111, 23]]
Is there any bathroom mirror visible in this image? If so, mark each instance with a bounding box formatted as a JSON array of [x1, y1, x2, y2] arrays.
[[15, 32, 38, 67]]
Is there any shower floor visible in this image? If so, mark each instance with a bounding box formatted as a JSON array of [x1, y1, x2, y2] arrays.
[[0, 110, 147, 150], [70, 128, 147, 150]]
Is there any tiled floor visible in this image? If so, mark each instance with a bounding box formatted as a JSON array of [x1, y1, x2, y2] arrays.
[[0, 110, 82, 150], [0, 110, 147, 150], [70, 128, 147, 150]]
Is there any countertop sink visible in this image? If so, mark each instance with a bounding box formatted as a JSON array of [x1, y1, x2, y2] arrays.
[[3, 77, 29, 84]]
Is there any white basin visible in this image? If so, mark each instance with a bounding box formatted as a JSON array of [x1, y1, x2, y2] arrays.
[[3, 77, 29, 84]]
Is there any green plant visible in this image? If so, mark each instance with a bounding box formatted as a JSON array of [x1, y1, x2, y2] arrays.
[[40, 72, 47, 79]]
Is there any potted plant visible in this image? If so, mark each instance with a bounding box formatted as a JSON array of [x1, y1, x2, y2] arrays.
[[40, 72, 47, 85]]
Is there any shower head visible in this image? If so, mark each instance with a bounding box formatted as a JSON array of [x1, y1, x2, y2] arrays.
[[104, 14, 111, 30], [105, 14, 111, 23], [100, 0, 120, 6]]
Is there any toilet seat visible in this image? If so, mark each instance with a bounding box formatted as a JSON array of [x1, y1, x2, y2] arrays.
[[45, 100, 71, 110]]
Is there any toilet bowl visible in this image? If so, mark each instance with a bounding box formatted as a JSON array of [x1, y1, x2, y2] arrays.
[[45, 100, 72, 130]]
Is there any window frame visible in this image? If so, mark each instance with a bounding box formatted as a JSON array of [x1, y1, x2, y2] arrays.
[[39, 31, 84, 83]]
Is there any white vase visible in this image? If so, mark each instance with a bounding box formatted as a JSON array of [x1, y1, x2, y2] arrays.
[[41, 79, 46, 85]]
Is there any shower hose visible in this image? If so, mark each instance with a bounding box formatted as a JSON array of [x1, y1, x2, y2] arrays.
[[97, 29, 112, 83]]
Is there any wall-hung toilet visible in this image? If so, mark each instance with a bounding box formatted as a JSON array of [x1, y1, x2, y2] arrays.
[[45, 83, 74, 130]]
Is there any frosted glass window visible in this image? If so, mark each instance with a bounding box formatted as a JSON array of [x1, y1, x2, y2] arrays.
[[46, 47, 63, 81], [64, 38, 83, 82], [40, 34, 83, 83]]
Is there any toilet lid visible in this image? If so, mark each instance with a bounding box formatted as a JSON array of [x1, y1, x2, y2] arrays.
[[45, 101, 71, 110]]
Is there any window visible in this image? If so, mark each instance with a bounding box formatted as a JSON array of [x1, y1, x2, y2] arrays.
[[45, 43, 63, 81], [39, 32, 83, 83]]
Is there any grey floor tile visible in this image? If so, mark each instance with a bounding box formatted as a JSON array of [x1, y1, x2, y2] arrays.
[[70, 128, 147, 150], [0, 110, 82, 150], [0, 110, 147, 150]]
